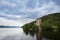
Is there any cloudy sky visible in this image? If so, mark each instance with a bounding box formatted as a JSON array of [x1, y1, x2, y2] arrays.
[[0, 0, 60, 26]]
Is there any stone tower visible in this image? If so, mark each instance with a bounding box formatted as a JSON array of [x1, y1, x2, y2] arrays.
[[35, 18, 41, 27]]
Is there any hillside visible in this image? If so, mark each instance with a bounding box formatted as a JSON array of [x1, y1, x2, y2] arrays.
[[22, 13, 60, 29], [41, 13, 60, 29]]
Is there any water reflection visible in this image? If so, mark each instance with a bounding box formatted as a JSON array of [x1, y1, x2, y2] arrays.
[[23, 28, 60, 40], [23, 29, 37, 37], [36, 30, 42, 40], [42, 29, 60, 40], [23, 29, 42, 40]]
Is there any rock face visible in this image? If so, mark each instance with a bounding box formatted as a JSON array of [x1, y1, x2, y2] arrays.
[[35, 18, 41, 27]]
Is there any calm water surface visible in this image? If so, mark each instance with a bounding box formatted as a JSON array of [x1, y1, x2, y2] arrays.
[[0, 28, 60, 40]]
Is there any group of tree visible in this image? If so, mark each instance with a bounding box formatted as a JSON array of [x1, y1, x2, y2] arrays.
[[41, 13, 60, 29]]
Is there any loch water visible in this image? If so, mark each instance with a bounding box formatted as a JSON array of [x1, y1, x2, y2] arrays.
[[0, 28, 60, 40]]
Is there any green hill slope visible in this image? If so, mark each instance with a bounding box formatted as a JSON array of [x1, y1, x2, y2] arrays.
[[22, 13, 60, 29], [41, 13, 60, 29]]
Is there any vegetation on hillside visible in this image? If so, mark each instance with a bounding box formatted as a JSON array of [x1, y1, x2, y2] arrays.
[[22, 21, 39, 31], [22, 13, 60, 30], [41, 13, 60, 29]]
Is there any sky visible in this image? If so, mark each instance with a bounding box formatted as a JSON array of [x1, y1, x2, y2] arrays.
[[0, 0, 60, 26]]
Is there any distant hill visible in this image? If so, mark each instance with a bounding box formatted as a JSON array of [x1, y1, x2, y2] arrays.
[[22, 13, 60, 29], [0, 26, 20, 28]]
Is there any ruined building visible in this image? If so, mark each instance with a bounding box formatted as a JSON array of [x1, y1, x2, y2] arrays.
[[35, 18, 42, 27]]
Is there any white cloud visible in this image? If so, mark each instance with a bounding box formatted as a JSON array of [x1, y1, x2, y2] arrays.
[[0, 0, 60, 26], [0, 17, 35, 26], [0, 18, 21, 26], [0, 11, 35, 26], [8, 15, 21, 18], [51, 6, 60, 13], [0, 11, 21, 18], [0, 0, 17, 7], [17, 1, 60, 26], [18, 1, 60, 17]]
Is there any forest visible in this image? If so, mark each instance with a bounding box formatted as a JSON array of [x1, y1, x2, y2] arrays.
[[22, 13, 60, 30]]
